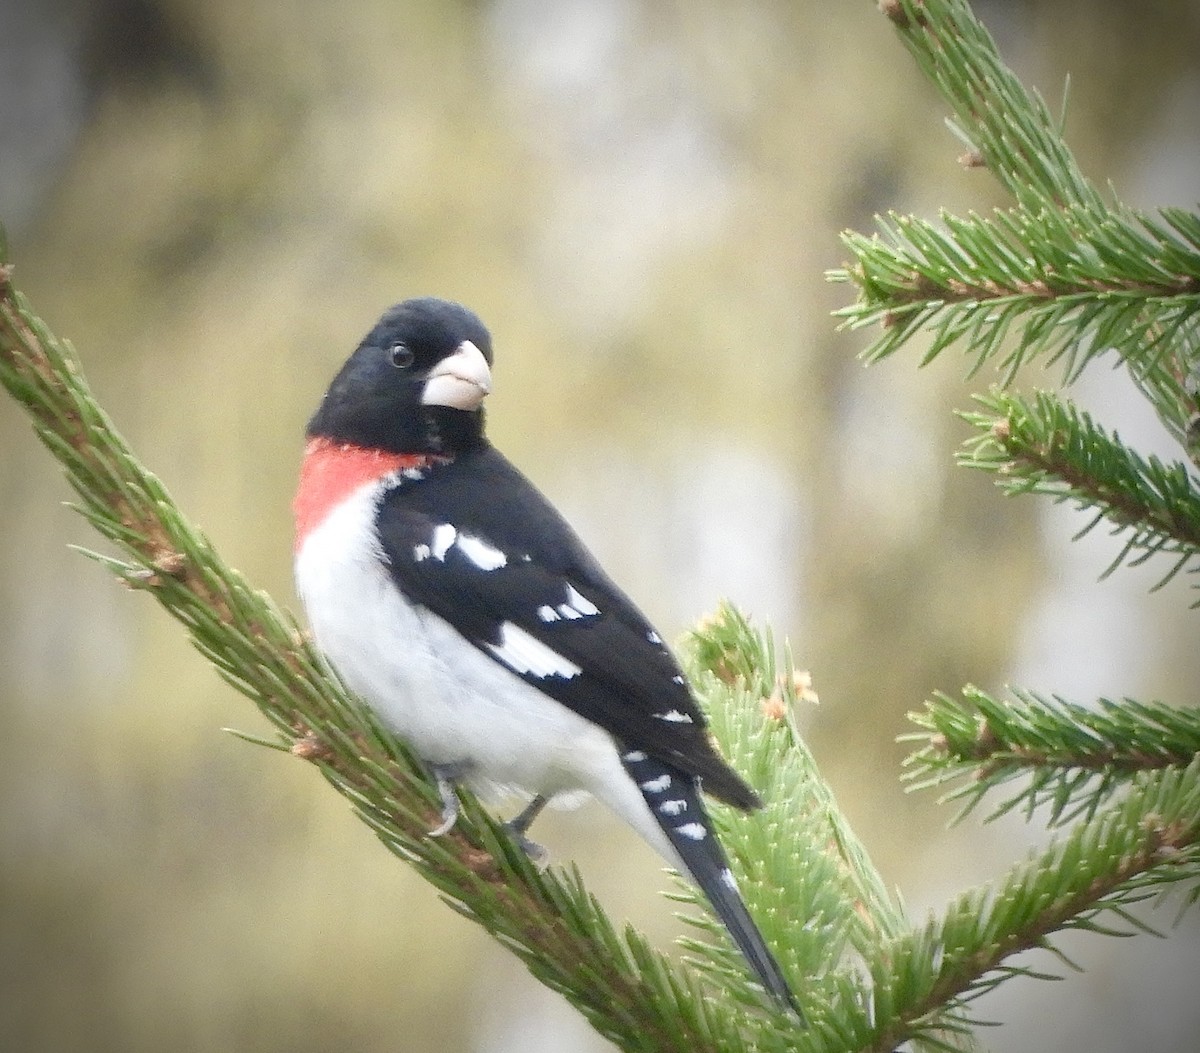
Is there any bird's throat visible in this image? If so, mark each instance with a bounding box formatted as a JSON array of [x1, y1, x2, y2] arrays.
[[293, 437, 447, 551]]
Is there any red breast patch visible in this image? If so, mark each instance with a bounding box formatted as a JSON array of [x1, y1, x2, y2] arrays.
[[293, 437, 443, 551]]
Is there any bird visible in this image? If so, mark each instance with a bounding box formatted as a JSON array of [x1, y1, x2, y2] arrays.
[[293, 297, 798, 1013]]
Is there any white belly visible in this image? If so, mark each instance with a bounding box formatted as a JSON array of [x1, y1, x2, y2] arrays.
[[293, 480, 665, 855]]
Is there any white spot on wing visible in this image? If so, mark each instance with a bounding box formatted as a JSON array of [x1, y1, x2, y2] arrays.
[[672, 675, 685, 685], [654, 709, 694, 724], [720, 867, 739, 891], [537, 605, 559, 622], [676, 822, 707, 841], [647, 630, 662, 645], [622, 750, 647, 762], [486, 622, 581, 679], [658, 798, 687, 816], [563, 584, 599, 616], [424, 523, 457, 560], [640, 774, 671, 793], [456, 534, 508, 570]]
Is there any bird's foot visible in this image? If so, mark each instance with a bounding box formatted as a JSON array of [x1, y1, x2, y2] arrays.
[[504, 827, 549, 867], [504, 794, 550, 866], [427, 762, 469, 837]]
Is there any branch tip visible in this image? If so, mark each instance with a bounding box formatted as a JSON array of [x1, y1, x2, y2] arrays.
[[973, 716, 1000, 756], [291, 733, 334, 761], [762, 690, 788, 722], [880, 0, 926, 30]]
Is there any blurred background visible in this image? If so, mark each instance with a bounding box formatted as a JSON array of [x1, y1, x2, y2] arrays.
[[1, 0, 1198, 1050]]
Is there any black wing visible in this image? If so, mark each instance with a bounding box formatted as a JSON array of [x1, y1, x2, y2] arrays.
[[374, 445, 759, 810]]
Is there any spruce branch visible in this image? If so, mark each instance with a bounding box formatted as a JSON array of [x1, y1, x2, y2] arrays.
[[877, 0, 1100, 212], [870, 756, 1200, 1052], [831, 0, 1200, 450], [904, 686, 1200, 825], [6, 0, 1195, 1041], [825, 3, 1200, 1043], [683, 605, 981, 1053], [0, 259, 814, 1051], [959, 388, 1200, 601], [687, 604, 908, 954], [833, 206, 1200, 391]]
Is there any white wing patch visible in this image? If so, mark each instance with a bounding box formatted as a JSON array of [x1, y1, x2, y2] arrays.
[[538, 583, 601, 621], [675, 822, 707, 841], [456, 534, 508, 570], [413, 524, 507, 570], [563, 584, 599, 616], [415, 523, 458, 561], [654, 709, 694, 724], [430, 523, 457, 559], [640, 774, 672, 793], [486, 622, 582, 680]]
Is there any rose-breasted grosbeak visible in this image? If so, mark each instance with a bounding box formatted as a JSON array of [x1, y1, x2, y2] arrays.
[[293, 297, 797, 1012]]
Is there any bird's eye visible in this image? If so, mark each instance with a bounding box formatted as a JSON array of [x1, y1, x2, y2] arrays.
[[389, 343, 415, 369]]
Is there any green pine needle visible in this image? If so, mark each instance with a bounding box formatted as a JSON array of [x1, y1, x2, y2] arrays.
[[874, 756, 1200, 1050], [904, 686, 1200, 824], [958, 389, 1200, 603], [832, 0, 1199, 454], [831, 204, 1200, 398]]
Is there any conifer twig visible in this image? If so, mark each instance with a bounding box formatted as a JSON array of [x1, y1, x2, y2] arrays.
[[905, 686, 1200, 824], [871, 756, 1200, 1052], [831, 0, 1200, 449], [877, 0, 1099, 211], [959, 389, 1200, 602], [836, 0, 1200, 1043], [833, 206, 1200, 390]]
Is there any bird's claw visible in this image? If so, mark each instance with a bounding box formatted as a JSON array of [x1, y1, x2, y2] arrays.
[[427, 763, 466, 837], [504, 823, 549, 867], [504, 794, 550, 866], [425, 773, 550, 865]]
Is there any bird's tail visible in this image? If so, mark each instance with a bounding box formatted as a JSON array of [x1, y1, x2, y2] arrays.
[[619, 751, 801, 1017]]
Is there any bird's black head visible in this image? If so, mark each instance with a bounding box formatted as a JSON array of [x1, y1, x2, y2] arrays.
[[307, 297, 494, 455]]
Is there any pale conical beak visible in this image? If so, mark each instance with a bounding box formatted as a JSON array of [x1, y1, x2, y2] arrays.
[[421, 340, 493, 411]]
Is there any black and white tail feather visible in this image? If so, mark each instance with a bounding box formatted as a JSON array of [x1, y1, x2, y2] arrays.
[[620, 749, 798, 1013]]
